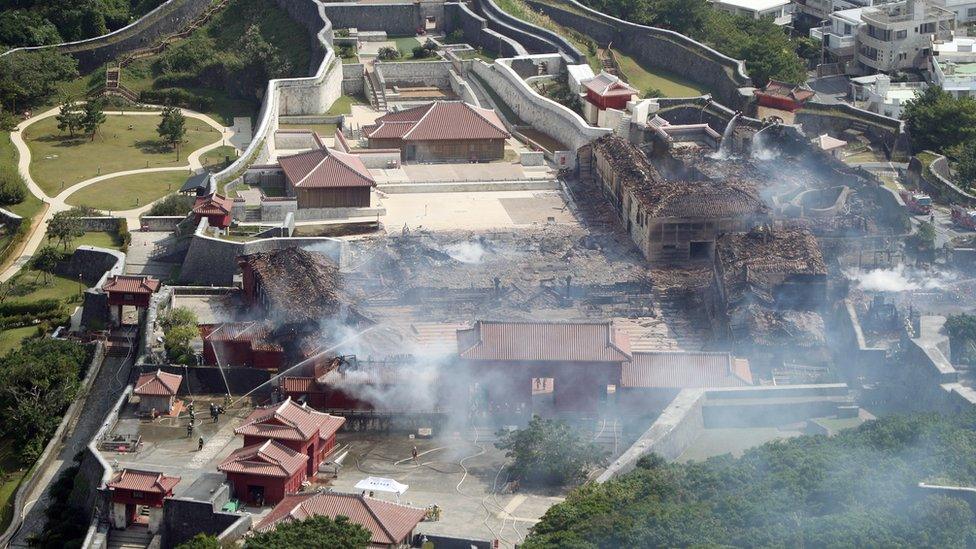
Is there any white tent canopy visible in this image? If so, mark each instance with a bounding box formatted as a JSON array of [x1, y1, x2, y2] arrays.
[[355, 476, 408, 495]]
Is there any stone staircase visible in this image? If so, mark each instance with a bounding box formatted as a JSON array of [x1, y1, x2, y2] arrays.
[[363, 67, 387, 111], [118, 0, 231, 67], [107, 525, 151, 549]]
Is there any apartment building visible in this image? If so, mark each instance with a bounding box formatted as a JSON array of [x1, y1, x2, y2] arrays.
[[856, 0, 954, 73], [795, 0, 885, 27], [930, 37, 976, 97], [711, 0, 795, 24], [810, 7, 866, 66]]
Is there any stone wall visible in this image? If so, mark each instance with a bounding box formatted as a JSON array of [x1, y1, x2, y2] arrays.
[[376, 60, 453, 89], [470, 59, 610, 151], [0, 0, 212, 72], [524, 0, 752, 108], [476, 0, 583, 63], [444, 2, 526, 58], [77, 216, 125, 233], [160, 497, 250, 549], [342, 63, 366, 97], [795, 102, 908, 161], [910, 152, 976, 207], [322, 2, 427, 36], [140, 216, 186, 232], [274, 130, 320, 150], [59, 245, 126, 286], [256, 198, 385, 222], [179, 218, 344, 285]]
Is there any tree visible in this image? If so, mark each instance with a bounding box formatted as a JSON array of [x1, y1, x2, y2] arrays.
[[176, 534, 222, 549], [377, 47, 401, 61], [81, 99, 106, 142], [946, 314, 976, 365], [46, 209, 85, 249], [244, 515, 371, 549], [903, 85, 976, 155], [161, 306, 199, 364], [495, 415, 604, 486], [30, 246, 64, 284], [157, 106, 187, 161], [147, 194, 196, 216], [0, 49, 78, 112], [55, 99, 82, 138], [911, 220, 937, 251]]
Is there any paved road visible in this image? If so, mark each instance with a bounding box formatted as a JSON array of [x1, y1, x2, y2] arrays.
[[3, 106, 236, 283], [10, 350, 134, 547]]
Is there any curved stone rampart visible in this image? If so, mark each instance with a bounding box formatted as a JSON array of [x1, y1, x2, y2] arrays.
[[0, 0, 213, 71], [524, 0, 751, 108], [445, 2, 527, 58], [474, 0, 584, 63]]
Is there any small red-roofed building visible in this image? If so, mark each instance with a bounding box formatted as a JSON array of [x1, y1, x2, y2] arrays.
[[255, 490, 426, 548], [583, 71, 637, 111], [234, 398, 345, 477], [107, 468, 180, 531], [363, 101, 510, 163], [754, 80, 815, 112], [278, 147, 376, 209], [192, 193, 234, 229], [134, 369, 182, 414], [102, 275, 161, 326], [218, 440, 308, 506]]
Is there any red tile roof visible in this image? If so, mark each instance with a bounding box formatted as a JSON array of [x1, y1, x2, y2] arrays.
[[218, 439, 308, 478], [281, 377, 325, 394], [192, 193, 234, 215], [102, 275, 161, 294], [622, 351, 752, 388], [756, 79, 815, 103], [108, 469, 181, 494], [365, 102, 509, 142], [583, 72, 637, 98], [235, 398, 345, 442], [278, 148, 375, 189], [255, 490, 426, 546], [457, 320, 632, 362], [134, 369, 183, 396]]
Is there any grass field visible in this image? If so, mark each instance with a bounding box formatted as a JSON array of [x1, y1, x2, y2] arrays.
[[0, 132, 44, 222], [66, 171, 189, 212], [611, 50, 706, 98], [200, 145, 238, 171], [326, 95, 367, 116], [23, 114, 220, 196]]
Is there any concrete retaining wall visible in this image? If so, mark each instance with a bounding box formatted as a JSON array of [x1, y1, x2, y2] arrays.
[[323, 2, 429, 36], [77, 216, 125, 233], [377, 60, 453, 89], [0, 0, 212, 72], [470, 59, 609, 151], [274, 130, 321, 150], [161, 498, 249, 549], [379, 178, 559, 193], [525, 0, 751, 108], [258, 199, 385, 222], [910, 152, 976, 207]]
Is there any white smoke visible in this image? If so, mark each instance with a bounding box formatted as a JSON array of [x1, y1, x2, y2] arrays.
[[443, 241, 487, 264], [845, 265, 957, 293]]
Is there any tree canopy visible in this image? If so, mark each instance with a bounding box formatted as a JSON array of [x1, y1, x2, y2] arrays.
[[580, 0, 806, 86], [0, 0, 165, 49], [496, 415, 605, 486], [0, 49, 78, 111], [903, 85, 976, 157], [244, 515, 371, 549], [176, 534, 222, 549], [523, 413, 976, 548]]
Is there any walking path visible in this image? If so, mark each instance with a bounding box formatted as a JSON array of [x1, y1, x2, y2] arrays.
[[3, 107, 236, 282]]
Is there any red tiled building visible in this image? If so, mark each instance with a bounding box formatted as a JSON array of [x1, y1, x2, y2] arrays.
[[200, 322, 286, 370], [107, 469, 180, 531], [255, 490, 426, 548], [218, 439, 308, 506], [234, 398, 345, 477], [192, 193, 234, 229], [278, 147, 375, 209], [133, 369, 182, 414], [456, 320, 632, 414], [583, 72, 637, 110], [364, 102, 509, 163], [754, 80, 815, 112]]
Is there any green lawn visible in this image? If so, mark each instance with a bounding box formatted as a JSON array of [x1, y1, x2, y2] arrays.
[[23, 114, 220, 196], [326, 95, 367, 116], [200, 145, 238, 171], [392, 36, 422, 56], [0, 327, 37, 357], [65, 171, 189, 212], [0, 132, 44, 223], [611, 49, 706, 98]]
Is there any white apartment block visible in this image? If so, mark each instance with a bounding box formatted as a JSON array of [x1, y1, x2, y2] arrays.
[[930, 37, 976, 97], [710, 0, 795, 24], [850, 73, 927, 116], [856, 0, 954, 73]]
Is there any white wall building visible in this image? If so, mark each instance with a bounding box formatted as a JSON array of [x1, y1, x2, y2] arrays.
[[850, 73, 927, 116], [855, 0, 954, 73], [930, 37, 976, 97], [711, 0, 795, 24], [811, 7, 866, 66], [932, 0, 976, 23]]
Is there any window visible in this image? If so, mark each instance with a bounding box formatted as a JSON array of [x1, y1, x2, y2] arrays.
[[866, 25, 891, 41], [895, 30, 907, 39], [844, 23, 852, 34], [920, 22, 936, 34], [969, 7, 976, 17]]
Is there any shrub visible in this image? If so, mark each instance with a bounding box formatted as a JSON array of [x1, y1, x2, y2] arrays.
[[147, 194, 195, 216], [446, 29, 464, 44], [377, 47, 401, 61], [139, 88, 215, 113], [0, 167, 28, 205], [411, 45, 434, 59]]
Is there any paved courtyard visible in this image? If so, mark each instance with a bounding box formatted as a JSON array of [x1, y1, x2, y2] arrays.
[[379, 190, 575, 231], [332, 432, 565, 548]]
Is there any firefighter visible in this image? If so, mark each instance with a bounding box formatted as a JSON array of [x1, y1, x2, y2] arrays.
[[412, 446, 419, 463], [198, 436, 204, 451], [186, 421, 193, 437]]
